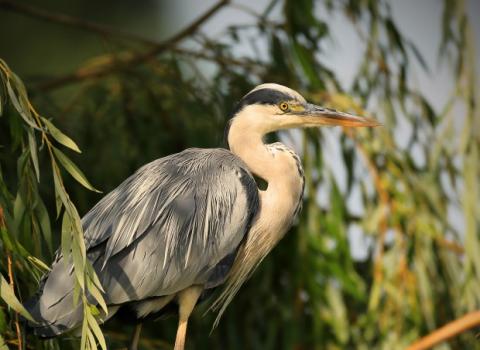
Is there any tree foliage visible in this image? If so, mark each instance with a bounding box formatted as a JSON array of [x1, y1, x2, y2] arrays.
[[0, 0, 479, 349]]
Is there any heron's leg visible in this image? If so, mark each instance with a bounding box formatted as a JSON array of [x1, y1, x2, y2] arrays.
[[129, 323, 142, 350], [174, 285, 203, 350]]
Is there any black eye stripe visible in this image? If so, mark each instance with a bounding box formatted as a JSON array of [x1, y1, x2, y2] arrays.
[[243, 89, 293, 105], [230, 88, 295, 117]]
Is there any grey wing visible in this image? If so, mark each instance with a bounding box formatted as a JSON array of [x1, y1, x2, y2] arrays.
[[89, 148, 259, 302], [26, 148, 259, 336]]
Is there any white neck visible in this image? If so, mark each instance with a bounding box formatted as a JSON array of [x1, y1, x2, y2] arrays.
[[227, 121, 272, 180], [212, 114, 304, 324], [227, 116, 301, 190], [227, 116, 303, 228]]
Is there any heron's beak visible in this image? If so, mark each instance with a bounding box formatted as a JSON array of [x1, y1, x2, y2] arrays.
[[301, 103, 380, 127]]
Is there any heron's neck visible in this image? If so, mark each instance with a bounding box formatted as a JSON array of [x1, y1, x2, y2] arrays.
[[213, 119, 304, 322], [227, 117, 304, 232], [228, 130, 271, 180], [227, 120, 289, 186]]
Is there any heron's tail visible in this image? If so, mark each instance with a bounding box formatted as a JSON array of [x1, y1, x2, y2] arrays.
[[24, 281, 85, 338], [23, 258, 84, 338], [24, 291, 83, 338]]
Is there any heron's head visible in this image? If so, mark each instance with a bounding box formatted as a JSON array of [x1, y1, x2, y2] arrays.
[[227, 83, 379, 137]]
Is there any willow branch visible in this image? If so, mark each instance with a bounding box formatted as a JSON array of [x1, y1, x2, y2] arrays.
[[171, 47, 264, 74], [345, 129, 390, 282], [406, 310, 480, 350], [0, 0, 157, 45], [35, 0, 230, 90], [435, 236, 464, 255]]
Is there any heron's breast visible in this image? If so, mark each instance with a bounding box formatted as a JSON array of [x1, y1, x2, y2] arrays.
[[263, 144, 305, 231]]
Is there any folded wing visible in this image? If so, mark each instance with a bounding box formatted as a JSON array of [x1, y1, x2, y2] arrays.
[[26, 148, 259, 336]]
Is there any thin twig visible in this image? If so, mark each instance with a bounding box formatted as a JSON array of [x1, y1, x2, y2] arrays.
[[35, 0, 230, 91], [0, 0, 157, 45], [345, 129, 390, 283], [406, 310, 480, 350], [229, 3, 263, 18], [171, 47, 264, 74], [0, 207, 22, 350], [435, 237, 464, 255]]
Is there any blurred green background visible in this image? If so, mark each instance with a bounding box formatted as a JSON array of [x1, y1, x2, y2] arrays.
[[0, 0, 479, 349]]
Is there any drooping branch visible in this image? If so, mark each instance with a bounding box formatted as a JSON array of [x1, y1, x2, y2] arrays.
[[171, 47, 264, 74], [33, 0, 230, 91], [0, 0, 266, 86], [0, 0, 157, 45]]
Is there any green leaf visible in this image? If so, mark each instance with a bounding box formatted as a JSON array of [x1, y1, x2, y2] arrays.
[[384, 17, 406, 57], [80, 317, 88, 350], [42, 117, 81, 153], [0, 306, 6, 333], [52, 161, 68, 215], [86, 262, 105, 293], [86, 309, 107, 350], [27, 256, 51, 272], [89, 304, 100, 317], [407, 40, 429, 73], [72, 238, 86, 291], [28, 129, 40, 181], [6, 80, 39, 130], [88, 282, 108, 316], [13, 191, 25, 234], [52, 147, 100, 193], [368, 280, 381, 312], [34, 195, 53, 255], [0, 223, 13, 252], [0, 274, 35, 322], [87, 328, 96, 350], [61, 211, 73, 266], [0, 223, 32, 261], [0, 333, 9, 350], [325, 282, 348, 344], [463, 146, 480, 277]]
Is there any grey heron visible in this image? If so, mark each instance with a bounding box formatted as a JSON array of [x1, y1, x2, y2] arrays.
[[25, 83, 379, 350]]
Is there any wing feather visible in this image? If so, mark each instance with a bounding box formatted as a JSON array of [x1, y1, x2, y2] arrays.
[[26, 148, 259, 335]]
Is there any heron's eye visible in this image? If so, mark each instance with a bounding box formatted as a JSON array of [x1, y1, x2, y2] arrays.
[[279, 102, 289, 112]]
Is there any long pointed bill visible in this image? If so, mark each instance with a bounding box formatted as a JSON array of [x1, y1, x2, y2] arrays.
[[302, 103, 381, 127]]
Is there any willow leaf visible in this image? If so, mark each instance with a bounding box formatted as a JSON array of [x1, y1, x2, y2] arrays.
[[27, 256, 50, 272], [0, 333, 9, 350], [34, 194, 53, 254], [86, 310, 107, 350], [5, 81, 39, 130], [88, 282, 108, 316], [52, 147, 100, 193], [28, 129, 40, 181], [80, 317, 88, 350], [42, 117, 81, 153], [0, 274, 34, 322]]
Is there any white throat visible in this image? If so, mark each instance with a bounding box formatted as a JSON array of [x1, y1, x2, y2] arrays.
[[212, 110, 304, 324]]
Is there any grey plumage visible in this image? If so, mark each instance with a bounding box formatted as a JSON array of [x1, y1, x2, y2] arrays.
[[26, 148, 259, 337], [24, 83, 378, 349]]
